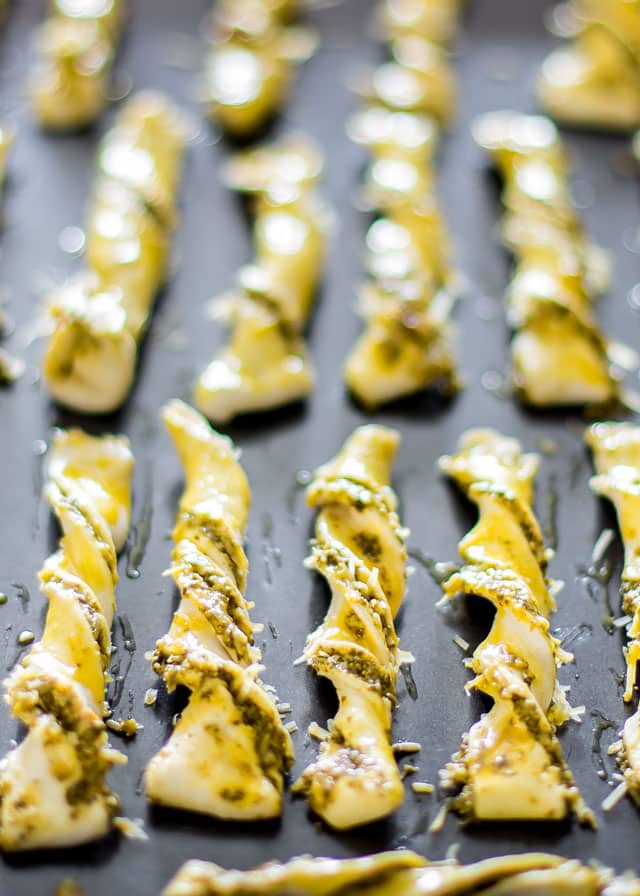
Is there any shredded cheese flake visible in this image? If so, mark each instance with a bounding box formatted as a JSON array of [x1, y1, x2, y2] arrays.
[[429, 801, 449, 832], [392, 741, 421, 754], [308, 721, 329, 741], [411, 781, 434, 794], [602, 780, 629, 813], [452, 634, 469, 653], [113, 816, 148, 840]]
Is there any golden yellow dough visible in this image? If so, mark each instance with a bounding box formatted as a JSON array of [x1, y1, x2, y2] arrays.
[[43, 91, 187, 414], [31, 0, 126, 131], [587, 421, 640, 805], [0, 428, 133, 850], [538, 1, 640, 131], [438, 429, 590, 823], [145, 400, 294, 820], [344, 35, 459, 409], [293, 425, 409, 829], [195, 137, 327, 424], [473, 110, 619, 408], [204, 0, 315, 137], [164, 849, 640, 896]]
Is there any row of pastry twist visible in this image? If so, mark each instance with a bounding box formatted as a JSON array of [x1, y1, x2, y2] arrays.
[[3, 407, 640, 849], [6, 2, 637, 416], [0, 402, 403, 848], [26, 0, 315, 136], [1, 0, 638, 865], [22, 2, 640, 146]]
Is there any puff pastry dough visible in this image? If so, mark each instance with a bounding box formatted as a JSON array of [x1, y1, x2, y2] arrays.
[[164, 849, 640, 896], [293, 425, 409, 829], [438, 429, 590, 823], [379, 0, 465, 45], [538, 0, 640, 131], [204, 0, 316, 137], [195, 137, 327, 423], [31, 0, 125, 130], [0, 428, 133, 850], [345, 1, 459, 409], [145, 400, 294, 819], [587, 421, 640, 805], [43, 91, 187, 414], [473, 110, 620, 408]]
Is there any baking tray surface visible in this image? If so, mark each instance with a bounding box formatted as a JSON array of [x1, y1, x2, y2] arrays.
[[0, 0, 639, 892]]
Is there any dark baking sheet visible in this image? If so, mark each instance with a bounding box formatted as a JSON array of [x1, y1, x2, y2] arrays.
[[1, 0, 639, 892]]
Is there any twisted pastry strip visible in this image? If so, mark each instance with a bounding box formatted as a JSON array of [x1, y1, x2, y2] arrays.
[[344, 2, 459, 409], [0, 428, 133, 851], [195, 137, 327, 424], [293, 425, 408, 829], [203, 0, 316, 138], [164, 850, 640, 896], [0, 125, 19, 382], [538, 0, 640, 131], [0, 124, 12, 195], [378, 0, 465, 46], [586, 422, 640, 805], [473, 111, 622, 408], [30, 0, 126, 131], [43, 91, 187, 414], [145, 400, 294, 819], [438, 429, 589, 823]]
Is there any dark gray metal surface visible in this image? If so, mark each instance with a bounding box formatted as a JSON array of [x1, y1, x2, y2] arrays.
[[0, 0, 639, 892]]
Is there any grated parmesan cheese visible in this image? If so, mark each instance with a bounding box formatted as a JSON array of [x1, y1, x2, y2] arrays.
[[452, 634, 469, 653], [602, 780, 628, 812], [411, 781, 434, 794], [392, 741, 421, 754], [429, 801, 449, 832], [308, 721, 329, 741], [114, 816, 148, 840]]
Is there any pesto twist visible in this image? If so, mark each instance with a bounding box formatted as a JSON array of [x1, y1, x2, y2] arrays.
[[43, 91, 187, 414], [194, 137, 328, 424], [164, 850, 640, 896], [30, 0, 126, 131], [586, 422, 640, 806], [473, 110, 622, 409], [293, 425, 409, 829], [343, 0, 460, 409], [145, 400, 294, 820], [537, 0, 640, 132], [203, 0, 316, 138], [0, 428, 134, 850], [438, 429, 590, 823]]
